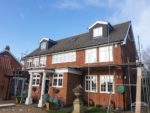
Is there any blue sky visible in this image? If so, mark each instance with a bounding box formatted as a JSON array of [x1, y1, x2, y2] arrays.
[[0, 0, 150, 59]]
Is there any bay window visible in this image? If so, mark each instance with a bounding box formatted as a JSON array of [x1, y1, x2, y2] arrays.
[[85, 75, 97, 92]]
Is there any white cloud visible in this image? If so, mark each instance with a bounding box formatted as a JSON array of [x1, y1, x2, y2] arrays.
[[51, 0, 109, 9], [51, 0, 82, 9], [51, 0, 150, 48], [108, 0, 150, 48]]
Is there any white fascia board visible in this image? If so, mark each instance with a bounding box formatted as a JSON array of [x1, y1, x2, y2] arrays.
[[122, 22, 131, 45], [28, 69, 54, 74], [88, 20, 108, 29], [55, 68, 82, 75], [40, 37, 49, 43]]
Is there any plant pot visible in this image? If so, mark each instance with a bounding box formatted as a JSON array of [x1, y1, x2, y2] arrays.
[[45, 102, 50, 111], [15, 97, 21, 104]]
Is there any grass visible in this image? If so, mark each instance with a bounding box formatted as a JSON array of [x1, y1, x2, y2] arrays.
[[48, 106, 107, 113]]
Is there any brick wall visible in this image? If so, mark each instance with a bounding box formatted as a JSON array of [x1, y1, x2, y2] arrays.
[[24, 43, 123, 69], [0, 52, 22, 99], [46, 44, 122, 69]]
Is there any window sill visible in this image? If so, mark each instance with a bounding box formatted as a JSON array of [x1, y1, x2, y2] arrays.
[[100, 91, 115, 94], [52, 86, 63, 88], [32, 85, 40, 87], [85, 90, 97, 93]]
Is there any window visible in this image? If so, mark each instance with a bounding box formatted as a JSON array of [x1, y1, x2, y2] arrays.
[[41, 42, 46, 50], [52, 74, 63, 87], [32, 75, 40, 86], [40, 56, 46, 67], [33, 57, 39, 67], [52, 52, 76, 64], [85, 48, 97, 63], [93, 27, 103, 37], [85, 75, 97, 92], [27, 59, 32, 68], [99, 46, 113, 62], [100, 75, 114, 93]]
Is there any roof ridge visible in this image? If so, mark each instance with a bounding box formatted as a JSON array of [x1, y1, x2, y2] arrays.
[[112, 20, 131, 27]]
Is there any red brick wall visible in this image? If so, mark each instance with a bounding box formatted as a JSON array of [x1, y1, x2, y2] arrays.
[[82, 69, 125, 109], [0, 52, 22, 99], [46, 44, 122, 69], [24, 44, 123, 69]]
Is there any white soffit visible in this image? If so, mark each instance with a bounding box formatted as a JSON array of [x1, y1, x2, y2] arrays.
[[88, 20, 108, 29], [55, 68, 82, 75], [40, 37, 49, 43]]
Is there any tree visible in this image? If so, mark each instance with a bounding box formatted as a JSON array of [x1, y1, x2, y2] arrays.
[[142, 47, 150, 70]]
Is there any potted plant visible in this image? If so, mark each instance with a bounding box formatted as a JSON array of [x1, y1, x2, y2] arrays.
[[15, 96, 21, 104], [52, 88, 60, 94], [43, 94, 51, 111], [32, 87, 37, 92]]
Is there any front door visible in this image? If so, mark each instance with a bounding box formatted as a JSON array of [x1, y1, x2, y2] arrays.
[[45, 80, 50, 94]]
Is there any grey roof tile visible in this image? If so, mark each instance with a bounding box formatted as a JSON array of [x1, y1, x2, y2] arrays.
[[24, 21, 131, 58]]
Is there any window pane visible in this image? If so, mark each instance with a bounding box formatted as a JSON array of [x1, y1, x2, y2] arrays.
[[59, 74, 63, 77], [53, 79, 57, 86], [86, 81, 89, 90], [108, 82, 113, 92], [85, 75, 97, 92], [85, 48, 97, 63], [32, 79, 36, 85], [101, 82, 106, 91], [36, 79, 40, 85], [54, 74, 57, 77], [92, 81, 96, 91], [58, 79, 62, 86], [99, 46, 113, 62], [52, 52, 76, 64]]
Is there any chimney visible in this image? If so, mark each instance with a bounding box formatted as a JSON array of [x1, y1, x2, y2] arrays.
[[5, 45, 10, 51]]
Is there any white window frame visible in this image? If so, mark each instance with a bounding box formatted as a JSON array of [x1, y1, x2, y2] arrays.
[[40, 56, 46, 67], [52, 52, 76, 64], [93, 27, 103, 37], [27, 59, 32, 68], [85, 48, 97, 63], [99, 46, 113, 62], [33, 57, 39, 67], [41, 41, 47, 50], [85, 75, 97, 92], [100, 75, 115, 94], [52, 73, 63, 87], [32, 74, 40, 86]]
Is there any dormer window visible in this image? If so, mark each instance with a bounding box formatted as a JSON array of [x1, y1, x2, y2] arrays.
[[93, 27, 103, 37], [41, 41, 47, 50], [89, 20, 113, 39]]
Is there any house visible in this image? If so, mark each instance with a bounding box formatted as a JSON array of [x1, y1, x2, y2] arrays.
[[0, 46, 23, 100], [23, 20, 137, 110]]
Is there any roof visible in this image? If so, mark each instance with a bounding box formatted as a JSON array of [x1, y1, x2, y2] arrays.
[[24, 21, 131, 58], [0, 50, 22, 66]]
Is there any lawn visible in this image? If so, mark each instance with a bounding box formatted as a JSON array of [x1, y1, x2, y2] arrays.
[[48, 106, 107, 113]]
